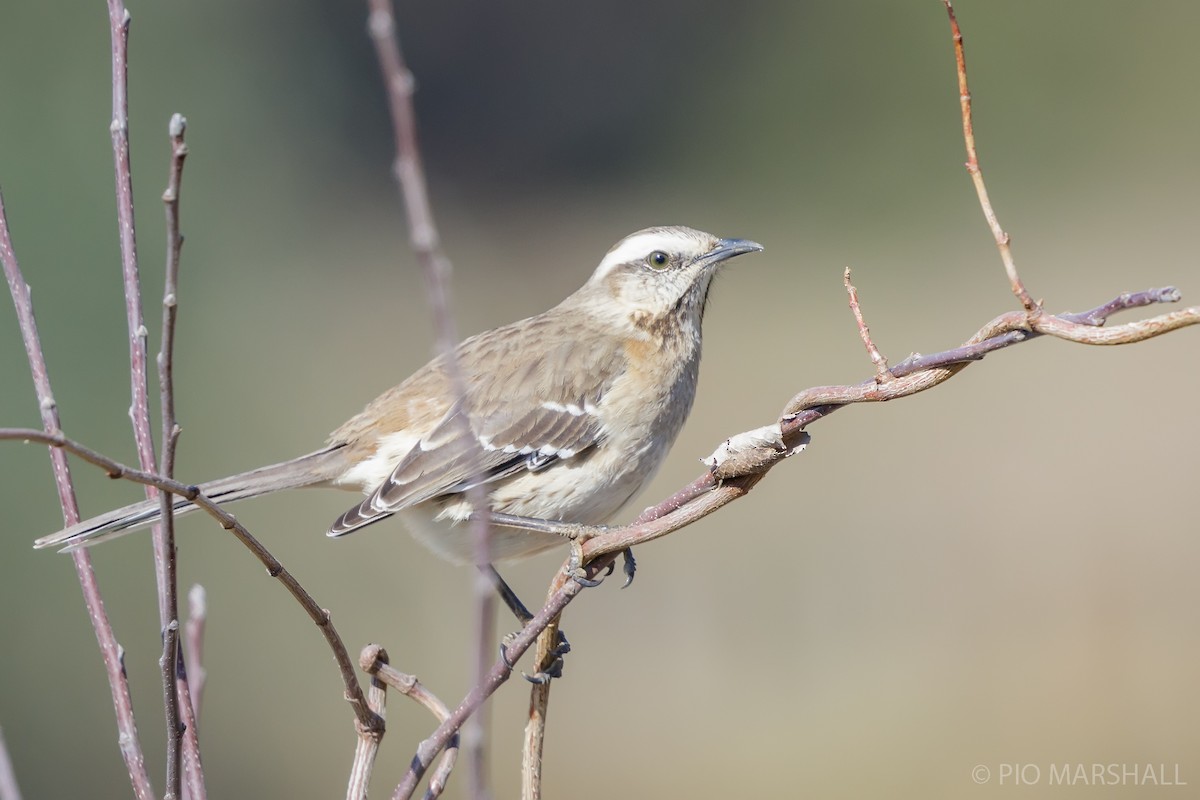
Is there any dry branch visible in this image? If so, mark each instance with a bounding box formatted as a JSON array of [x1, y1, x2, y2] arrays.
[[353, 645, 458, 800], [157, 111, 194, 800], [365, 3, 497, 796], [0, 427, 382, 739], [0, 725, 22, 800], [184, 584, 208, 725], [1, 188, 156, 798]]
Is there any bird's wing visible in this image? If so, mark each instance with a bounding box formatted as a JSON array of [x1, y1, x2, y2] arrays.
[[328, 325, 623, 536]]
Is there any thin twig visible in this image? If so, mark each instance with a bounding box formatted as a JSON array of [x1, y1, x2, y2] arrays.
[[105, 0, 170, 582], [1, 428, 383, 737], [184, 584, 208, 725], [0, 725, 22, 800], [942, 0, 1036, 313], [395, 574, 586, 799], [106, 7, 192, 798], [347, 646, 391, 800], [157, 111, 193, 800], [356, 645, 459, 800], [0, 191, 155, 798], [365, 4, 495, 796], [520, 596, 566, 800], [161, 619, 182, 800], [159, 113, 206, 800], [844, 267, 892, 382]]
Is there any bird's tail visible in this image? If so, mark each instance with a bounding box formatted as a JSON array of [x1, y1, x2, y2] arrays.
[[33, 445, 351, 552]]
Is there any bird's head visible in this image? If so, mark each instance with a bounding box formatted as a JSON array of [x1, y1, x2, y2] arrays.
[[580, 226, 763, 332]]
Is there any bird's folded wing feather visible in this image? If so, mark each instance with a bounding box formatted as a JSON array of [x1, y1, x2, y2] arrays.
[[329, 327, 622, 536]]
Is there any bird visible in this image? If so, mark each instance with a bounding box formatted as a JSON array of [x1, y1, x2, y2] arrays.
[[35, 226, 762, 568]]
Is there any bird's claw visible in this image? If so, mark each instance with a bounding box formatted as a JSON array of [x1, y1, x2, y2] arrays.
[[503, 628, 571, 683], [499, 631, 520, 669], [522, 661, 563, 684], [621, 547, 637, 589], [565, 534, 598, 586], [523, 632, 570, 683]]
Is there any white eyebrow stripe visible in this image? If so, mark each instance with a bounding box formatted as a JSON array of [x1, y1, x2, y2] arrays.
[[591, 230, 697, 280]]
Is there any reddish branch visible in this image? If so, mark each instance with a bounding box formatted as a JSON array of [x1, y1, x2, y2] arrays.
[[943, 0, 1036, 312], [353, 646, 458, 800], [0, 725, 23, 800], [157, 112, 206, 800], [0, 196, 155, 798], [184, 584, 208, 725], [365, 2, 496, 796], [104, 5, 195, 797], [844, 268, 892, 382], [0, 428, 383, 740]]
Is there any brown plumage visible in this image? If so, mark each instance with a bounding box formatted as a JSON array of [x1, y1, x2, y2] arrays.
[[35, 226, 762, 564]]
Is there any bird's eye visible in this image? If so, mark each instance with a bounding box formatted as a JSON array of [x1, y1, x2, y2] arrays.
[[647, 251, 670, 270]]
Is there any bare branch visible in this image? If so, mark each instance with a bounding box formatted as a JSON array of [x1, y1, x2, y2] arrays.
[[0, 725, 22, 800], [520, 611, 565, 800], [157, 111, 194, 800], [942, 0, 1036, 312], [393, 581, 580, 800], [160, 619, 182, 800], [104, 6, 198, 796], [354, 646, 459, 800], [390, 281, 1198, 795], [184, 584, 208, 725], [1, 193, 155, 797], [365, 3, 495, 794], [0, 428, 382, 738], [105, 0, 168, 565], [346, 646, 390, 800], [844, 268, 892, 382]]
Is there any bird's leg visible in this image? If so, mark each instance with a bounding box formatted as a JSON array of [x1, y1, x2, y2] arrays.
[[482, 563, 571, 682], [485, 512, 608, 540], [485, 512, 610, 587], [479, 563, 534, 625]]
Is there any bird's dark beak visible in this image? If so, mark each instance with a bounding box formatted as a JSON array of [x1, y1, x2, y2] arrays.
[[702, 237, 764, 267]]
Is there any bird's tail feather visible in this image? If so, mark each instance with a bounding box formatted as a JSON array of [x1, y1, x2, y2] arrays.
[[33, 445, 350, 552]]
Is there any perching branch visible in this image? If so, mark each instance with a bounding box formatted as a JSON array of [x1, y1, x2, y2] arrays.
[[400, 279, 1198, 797]]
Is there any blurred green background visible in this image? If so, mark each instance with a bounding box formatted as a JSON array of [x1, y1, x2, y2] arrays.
[[2, 2, 1198, 798]]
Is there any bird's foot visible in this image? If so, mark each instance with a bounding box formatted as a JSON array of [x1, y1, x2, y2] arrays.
[[499, 628, 572, 684], [565, 525, 609, 586]]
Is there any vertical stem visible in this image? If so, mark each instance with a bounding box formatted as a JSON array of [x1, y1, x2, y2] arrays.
[[106, 5, 186, 797], [159, 113, 206, 800], [365, 4, 496, 796], [0, 725, 24, 800], [942, 0, 1037, 313], [1, 188, 156, 799]]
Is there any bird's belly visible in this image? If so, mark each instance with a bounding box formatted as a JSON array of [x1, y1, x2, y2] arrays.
[[406, 444, 664, 565], [395, 507, 565, 565]]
